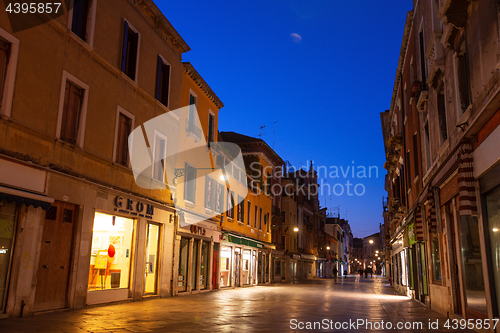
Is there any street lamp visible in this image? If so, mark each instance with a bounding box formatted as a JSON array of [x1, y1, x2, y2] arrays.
[[293, 227, 299, 232], [326, 246, 330, 250], [369, 240, 374, 244]]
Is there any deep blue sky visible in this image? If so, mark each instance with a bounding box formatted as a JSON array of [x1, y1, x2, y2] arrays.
[[160, 0, 413, 238]]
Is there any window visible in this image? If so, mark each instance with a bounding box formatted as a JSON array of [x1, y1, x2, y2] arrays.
[[254, 205, 257, 228], [430, 233, 442, 282], [266, 213, 270, 232], [419, 29, 427, 90], [208, 112, 215, 142], [237, 195, 244, 223], [0, 31, 18, 117], [259, 208, 262, 230], [188, 93, 197, 129], [152, 132, 167, 182], [184, 163, 197, 203], [0, 38, 10, 112], [155, 56, 170, 107], [121, 21, 139, 81], [215, 181, 224, 213], [413, 134, 419, 178], [205, 176, 215, 211], [437, 85, 448, 143], [266, 172, 271, 195], [226, 189, 234, 219], [70, 0, 96, 45], [247, 201, 251, 226], [57, 71, 89, 147], [424, 122, 431, 170], [61, 81, 83, 144], [114, 110, 133, 167], [456, 41, 471, 115]]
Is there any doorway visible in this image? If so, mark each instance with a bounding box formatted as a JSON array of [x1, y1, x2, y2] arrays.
[[34, 201, 77, 312]]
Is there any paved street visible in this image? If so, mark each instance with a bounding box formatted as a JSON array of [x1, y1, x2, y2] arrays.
[[1, 276, 472, 332]]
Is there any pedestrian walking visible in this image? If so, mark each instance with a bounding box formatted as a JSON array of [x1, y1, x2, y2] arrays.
[[332, 266, 338, 284]]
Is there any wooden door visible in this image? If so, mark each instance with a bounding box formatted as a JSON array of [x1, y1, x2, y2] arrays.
[[34, 201, 77, 312], [212, 244, 218, 289]]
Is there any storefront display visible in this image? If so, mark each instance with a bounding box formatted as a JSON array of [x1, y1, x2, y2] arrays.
[[0, 201, 16, 313], [485, 185, 500, 316], [88, 213, 134, 290], [220, 246, 232, 287], [243, 249, 251, 285]]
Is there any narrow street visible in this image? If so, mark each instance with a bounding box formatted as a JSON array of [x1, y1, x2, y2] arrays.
[[1, 276, 473, 332]]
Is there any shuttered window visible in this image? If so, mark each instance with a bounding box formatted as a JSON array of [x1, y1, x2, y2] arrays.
[[61, 81, 84, 145], [71, 0, 90, 41], [155, 56, 170, 107], [152, 135, 166, 181], [121, 22, 139, 80], [184, 163, 197, 202], [116, 112, 132, 166], [0, 39, 10, 111]]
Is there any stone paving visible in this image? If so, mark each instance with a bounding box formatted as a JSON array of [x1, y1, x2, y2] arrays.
[[0, 276, 473, 332]]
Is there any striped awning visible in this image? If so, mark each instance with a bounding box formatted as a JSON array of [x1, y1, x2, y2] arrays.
[[415, 205, 424, 241], [457, 143, 478, 216], [427, 191, 437, 232]]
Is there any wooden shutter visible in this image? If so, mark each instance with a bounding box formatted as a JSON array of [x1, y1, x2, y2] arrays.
[[121, 22, 129, 73], [208, 113, 214, 142], [71, 0, 89, 40], [0, 39, 10, 109], [116, 113, 131, 166], [161, 63, 170, 106], [61, 82, 83, 144], [155, 56, 162, 100]]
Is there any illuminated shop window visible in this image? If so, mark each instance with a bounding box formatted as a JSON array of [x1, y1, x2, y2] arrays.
[[88, 213, 134, 290]]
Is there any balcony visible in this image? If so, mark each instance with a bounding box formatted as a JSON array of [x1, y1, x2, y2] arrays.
[[440, 0, 470, 28], [186, 120, 202, 142]]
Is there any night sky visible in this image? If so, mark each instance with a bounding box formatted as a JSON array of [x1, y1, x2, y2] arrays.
[[159, 0, 413, 238]]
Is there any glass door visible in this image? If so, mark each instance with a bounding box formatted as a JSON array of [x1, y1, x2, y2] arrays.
[[200, 241, 208, 290], [243, 249, 251, 285], [178, 237, 189, 292], [144, 222, 160, 295], [191, 240, 198, 291], [220, 246, 232, 287]]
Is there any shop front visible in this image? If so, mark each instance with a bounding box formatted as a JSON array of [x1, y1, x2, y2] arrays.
[[86, 193, 175, 305], [299, 254, 316, 279], [173, 216, 220, 295], [220, 232, 269, 287]]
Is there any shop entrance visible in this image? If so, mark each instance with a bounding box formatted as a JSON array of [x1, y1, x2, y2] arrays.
[[34, 201, 77, 312]]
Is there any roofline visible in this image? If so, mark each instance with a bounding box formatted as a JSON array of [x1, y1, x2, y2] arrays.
[[389, 11, 414, 120], [142, 0, 190, 53], [183, 62, 224, 109]]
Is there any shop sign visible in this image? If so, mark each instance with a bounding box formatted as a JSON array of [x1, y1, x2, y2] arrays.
[[114, 196, 154, 218], [190, 225, 206, 236]]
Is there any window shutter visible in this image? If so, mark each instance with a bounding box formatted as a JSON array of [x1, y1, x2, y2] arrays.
[[0, 40, 9, 108], [121, 22, 129, 73], [162, 64, 170, 105], [155, 55, 162, 100]]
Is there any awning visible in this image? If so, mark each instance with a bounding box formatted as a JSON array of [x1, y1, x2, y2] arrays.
[[300, 254, 316, 260], [0, 186, 53, 211], [223, 232, 264, 249]]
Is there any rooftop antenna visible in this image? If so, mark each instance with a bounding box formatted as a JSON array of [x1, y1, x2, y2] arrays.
[[258, 125, 266, 138], [273, 121, 278, 149]]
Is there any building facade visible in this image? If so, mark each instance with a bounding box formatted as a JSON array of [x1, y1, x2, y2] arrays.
[[383, 0, 500, 322]]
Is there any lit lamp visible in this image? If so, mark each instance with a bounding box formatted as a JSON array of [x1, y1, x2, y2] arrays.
[[293, 227, 299, 232], [369, 240, 374, 244], [326, 246, 330, 250]]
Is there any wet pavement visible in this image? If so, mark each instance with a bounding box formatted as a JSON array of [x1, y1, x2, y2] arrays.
[[1, 275, 473, 332]]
